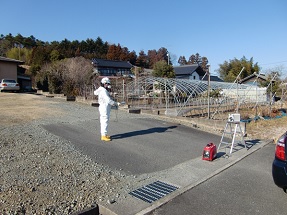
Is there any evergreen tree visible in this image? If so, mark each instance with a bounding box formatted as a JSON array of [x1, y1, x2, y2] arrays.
[[218, 56, 260, 82], [152, 60, 175, 78], [135, 50, 148, 68], [178, 56, 187, 65]]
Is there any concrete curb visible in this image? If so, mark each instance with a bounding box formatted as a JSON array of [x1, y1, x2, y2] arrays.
[[71, 205, 99, 215], [135, 140, 272, 215]]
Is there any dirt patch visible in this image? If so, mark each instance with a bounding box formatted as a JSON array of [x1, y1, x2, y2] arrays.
[[0, 93, 64, 125]]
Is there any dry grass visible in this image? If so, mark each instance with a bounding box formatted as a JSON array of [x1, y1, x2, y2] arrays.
[[207, 101, 287, 142], [244, 104, 287, 142], [0, 93, 64, 126]]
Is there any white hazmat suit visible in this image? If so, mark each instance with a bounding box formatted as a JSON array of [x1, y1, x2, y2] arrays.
[[94, 85, 116, 139]]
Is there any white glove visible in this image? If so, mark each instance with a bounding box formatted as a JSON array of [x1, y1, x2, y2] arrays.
[[117, 102, 121, 106]]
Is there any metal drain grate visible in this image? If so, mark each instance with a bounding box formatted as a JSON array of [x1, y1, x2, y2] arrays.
[[129, 181, 179, 203]]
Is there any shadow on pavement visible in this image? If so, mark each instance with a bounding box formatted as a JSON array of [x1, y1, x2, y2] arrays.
[[246, 139, 262, 149], [111, 125, 177, 139], [216, 138, 264, 158]]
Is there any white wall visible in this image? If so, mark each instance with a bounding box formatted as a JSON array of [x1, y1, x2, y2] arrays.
[[189, 72, 200, 80], [221, 87, 267, 103]]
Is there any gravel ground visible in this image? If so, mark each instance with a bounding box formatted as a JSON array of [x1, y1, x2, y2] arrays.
[[0, 93, 141, 215], [1, 93, 286, 214]]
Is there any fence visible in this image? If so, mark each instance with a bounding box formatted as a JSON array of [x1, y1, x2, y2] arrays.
[[79, 76, 285, 120]]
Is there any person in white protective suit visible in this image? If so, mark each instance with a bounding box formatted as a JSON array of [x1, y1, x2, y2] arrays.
[[94, 77, 120, 141]]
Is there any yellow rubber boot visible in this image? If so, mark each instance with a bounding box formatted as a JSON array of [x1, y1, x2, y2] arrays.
[[101, 135, 111, 141]]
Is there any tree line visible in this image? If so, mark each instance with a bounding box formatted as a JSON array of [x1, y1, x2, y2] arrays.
[[0, 33, 212, 74], [0, 33, 283, 95]]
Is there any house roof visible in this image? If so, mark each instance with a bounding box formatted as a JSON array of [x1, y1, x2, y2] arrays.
[[173, 64, 206, 76], [92, 58, 132, 69], [0, 56, 24, 64], [202, 75, 224, 82], [239, 73, 268, 84], [174, 65, 223, 82]]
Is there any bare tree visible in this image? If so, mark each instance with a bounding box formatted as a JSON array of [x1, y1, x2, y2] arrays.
[[64, 57, 94, 95], [37, 57, 93, 95]]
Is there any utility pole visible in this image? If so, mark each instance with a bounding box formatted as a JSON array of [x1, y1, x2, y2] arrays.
[[207, 65, 210, 119]]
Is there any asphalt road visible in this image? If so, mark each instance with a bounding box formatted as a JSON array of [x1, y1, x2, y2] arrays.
[[41, 104, 283, 215], [149, 143, 287, 215], [43, 115, 222, 175]]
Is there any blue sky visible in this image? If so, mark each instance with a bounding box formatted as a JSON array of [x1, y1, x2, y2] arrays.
[[2, 0, 287, 76]]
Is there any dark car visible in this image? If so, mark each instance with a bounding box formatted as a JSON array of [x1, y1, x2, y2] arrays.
[[22, 86, 37, 93], [272, 132, 287, 192]]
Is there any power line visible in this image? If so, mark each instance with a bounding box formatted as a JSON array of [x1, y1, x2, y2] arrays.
[[260, 60, 287, 66]]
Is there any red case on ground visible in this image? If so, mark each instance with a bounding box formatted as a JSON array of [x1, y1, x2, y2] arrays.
[[202, 143, 217, 161]]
